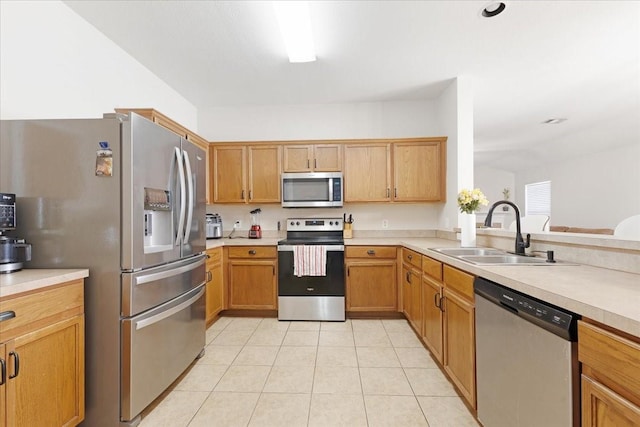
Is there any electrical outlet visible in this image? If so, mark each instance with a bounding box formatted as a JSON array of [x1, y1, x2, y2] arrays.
[[382, 219, 389, 229], [234, 220, 241, 229]]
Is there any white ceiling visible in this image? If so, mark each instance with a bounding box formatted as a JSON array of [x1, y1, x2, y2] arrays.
[[64, 1, 639, 172]]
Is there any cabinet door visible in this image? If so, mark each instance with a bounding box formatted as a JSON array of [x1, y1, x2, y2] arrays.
[[212, 145, 246, 202], [393, 141, 445, 201], [283, 145, 313, 172], [344, 144, 391, 202], [10, 315, 85, 427], [346, 260, 397, 311], [443, 288, 476, 409], [205, 248, 224, 324], [228, 260, 277, 309], [186, 133, 210, 204], [402, 264, 421, 332], [313, 144, 342, 171], [582, 375, 640, 427], [422, 275, 444, 364], [248, 145, 281, 203], [1, 342, 7, 427]]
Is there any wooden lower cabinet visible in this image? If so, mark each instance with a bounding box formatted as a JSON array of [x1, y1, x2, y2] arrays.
[[205, 247, 224, 324], [442, 287, 475, 408], [421, 273, 444, 364], [401, 262, 422, 333], [226, 246, 277, 309], [0, 279, 85, 427], [345, 246, 397, 311], [582, 375, 640, 427], [578, 320, 640, 427], [442, 265, 476, 409]]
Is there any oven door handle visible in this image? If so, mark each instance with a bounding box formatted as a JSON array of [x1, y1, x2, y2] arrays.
[[134, 286, 204, 331], [277, 245, 344, 252]]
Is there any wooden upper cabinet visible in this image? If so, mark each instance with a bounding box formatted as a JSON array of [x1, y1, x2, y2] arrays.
[[248, 145, 281, 203], [344, 143, 391, 202], [393, 139, 446, 202], [211, 145, 246, 203], [283, 144, 342, 172], [211, 144, 281, 204]]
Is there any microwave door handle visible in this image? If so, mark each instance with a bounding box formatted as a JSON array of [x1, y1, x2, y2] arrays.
[[330, 177, 334, 201], [182, 149, 194, 244], [174, 147, 186, 246]]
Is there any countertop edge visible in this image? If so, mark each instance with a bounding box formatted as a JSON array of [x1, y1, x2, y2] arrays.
[[0, 268, 90, 299]]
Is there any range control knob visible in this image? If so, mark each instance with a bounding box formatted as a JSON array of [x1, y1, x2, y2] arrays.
[[290, 221, 295, 226], [296, 221, 300, 225], [329, 221, 334, 225]]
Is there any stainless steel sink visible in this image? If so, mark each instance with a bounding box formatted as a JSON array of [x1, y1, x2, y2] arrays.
[[431, 248, 505, 256], [458, 255, 552, 265], [429, 247, 576, 266]]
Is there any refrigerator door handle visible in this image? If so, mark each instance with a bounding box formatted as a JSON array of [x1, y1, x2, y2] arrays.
[[174, 147, 186, 246], [182, 149, 194, 245]]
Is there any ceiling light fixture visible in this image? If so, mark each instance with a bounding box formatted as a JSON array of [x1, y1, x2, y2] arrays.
[[542, 118, 568, 124], [481, 2, 507, 18], [273, 1, 316, 63]]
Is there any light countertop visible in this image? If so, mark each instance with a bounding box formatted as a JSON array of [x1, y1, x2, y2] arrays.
[[0, 269, 89, 298], [207, 236, 640, 337]]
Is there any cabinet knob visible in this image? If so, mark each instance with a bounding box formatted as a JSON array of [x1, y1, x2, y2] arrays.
[[248, 249, 256, 255], [408, 254, 412, 260]]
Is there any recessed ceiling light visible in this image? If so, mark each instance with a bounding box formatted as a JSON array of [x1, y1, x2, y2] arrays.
[[481, 2, 507, 18], [542, 118, 568, 124]]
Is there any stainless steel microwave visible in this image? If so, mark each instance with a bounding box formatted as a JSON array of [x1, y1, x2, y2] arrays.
[[281, 172, 343, 208]]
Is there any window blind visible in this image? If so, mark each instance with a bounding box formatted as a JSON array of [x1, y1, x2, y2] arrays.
[[525, 181, 551, 216]]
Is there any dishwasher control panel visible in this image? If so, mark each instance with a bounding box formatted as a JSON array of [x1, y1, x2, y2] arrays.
[[474, 276, 578, 340]]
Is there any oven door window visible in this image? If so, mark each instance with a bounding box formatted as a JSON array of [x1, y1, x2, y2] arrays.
[[278, 249, 344, 296]]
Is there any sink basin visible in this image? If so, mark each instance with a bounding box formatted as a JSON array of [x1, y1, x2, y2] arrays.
[[431, 248, 505, 256], [459, 255, 554, 265]]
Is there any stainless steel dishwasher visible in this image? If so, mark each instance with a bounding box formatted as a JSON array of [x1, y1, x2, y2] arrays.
[[474, 277, 580, 427]]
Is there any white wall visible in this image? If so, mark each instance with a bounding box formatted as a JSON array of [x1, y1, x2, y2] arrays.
[[0, 1, 197, 128], [516, 143, 640, 229], [200, 100, 458, 231], [435, 77, 474, 229], [475, 165, 516, 227]]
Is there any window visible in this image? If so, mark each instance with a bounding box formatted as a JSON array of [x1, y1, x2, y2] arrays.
[[525, 181, 551, 216]]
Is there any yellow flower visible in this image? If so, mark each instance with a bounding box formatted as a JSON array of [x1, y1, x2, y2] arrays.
[[457, 188, 489, 214]]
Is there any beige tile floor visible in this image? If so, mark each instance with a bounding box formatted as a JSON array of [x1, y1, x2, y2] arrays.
[[139, 316, 479, 427]]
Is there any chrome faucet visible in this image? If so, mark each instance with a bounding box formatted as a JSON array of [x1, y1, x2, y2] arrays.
[[484, 200, 531, 255]]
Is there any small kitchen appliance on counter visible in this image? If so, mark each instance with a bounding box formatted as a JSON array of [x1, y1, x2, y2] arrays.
[[206, 213, 223, 239], [0, 193, 31, 273], [249, 208, 262, 239]]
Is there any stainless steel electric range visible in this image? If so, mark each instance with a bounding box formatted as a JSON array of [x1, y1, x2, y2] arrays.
[[277, 218, 345, 321]]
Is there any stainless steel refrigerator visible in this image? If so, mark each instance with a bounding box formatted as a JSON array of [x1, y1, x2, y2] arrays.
[[0, 112, 207, 426]]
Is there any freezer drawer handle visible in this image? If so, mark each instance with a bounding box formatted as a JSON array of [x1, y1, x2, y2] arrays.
[[135, 287, 205, 331], [135, 257, 205, 286], [0, 311, 16, 322]]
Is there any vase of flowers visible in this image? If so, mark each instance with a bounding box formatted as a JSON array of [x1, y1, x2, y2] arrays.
[[457, 188, 489, 247]]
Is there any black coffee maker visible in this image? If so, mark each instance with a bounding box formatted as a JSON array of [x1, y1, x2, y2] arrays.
[[0, 193, 32, 273]]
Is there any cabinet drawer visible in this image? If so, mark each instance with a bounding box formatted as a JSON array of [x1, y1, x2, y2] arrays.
[[422, 256, 443, 281], [227, 246, 277, 259], [579, 321, 640, 405], [443, 265, 474, 301], [0, 279, 84, 342], [402, 248, 422, 269], [346, 246, 396, 259]]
